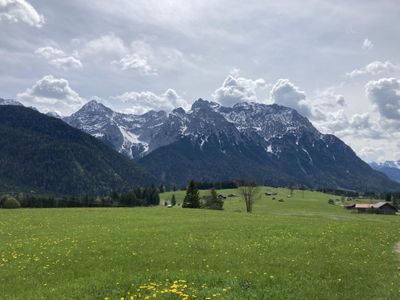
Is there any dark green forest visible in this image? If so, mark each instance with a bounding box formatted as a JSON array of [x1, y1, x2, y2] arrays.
[[0, 106, 155, 196]]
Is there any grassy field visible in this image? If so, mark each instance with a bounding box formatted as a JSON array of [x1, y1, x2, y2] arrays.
[[1, 187, 399, 299]]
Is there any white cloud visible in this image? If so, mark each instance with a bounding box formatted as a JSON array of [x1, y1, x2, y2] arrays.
[[109, 88, 189, 114], [362, 38, 373, 50], [366, 77, 400, 121], [270, 79, 312, 117], [346, 61, 399, 77], [358, 146, 386, 163], [80, 33, 126, 58], [0, 0, 44, 27], [35, 46, 82, 70], [112, 53, 156, 75], [80, 35, 188, 75], [17, 75, 84, 116], [213, 71, 266, 106], [49, 57, 83, 70], [35, 46, 65, 59]]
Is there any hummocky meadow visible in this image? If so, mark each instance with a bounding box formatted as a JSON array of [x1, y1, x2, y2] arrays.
[[1, 187, 399, 300]]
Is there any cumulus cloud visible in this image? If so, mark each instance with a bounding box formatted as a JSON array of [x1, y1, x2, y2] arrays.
[[0, 0, 44, 27], [17, 75, 84, 116], [362, 38, 373, 50], [49, 57, 83, 70], [112, 53, 156, 75], [358, 146, 386, 162], [347, 61, 399, 77], [109, 88, 189, 114], [270, 79, 312, 117], [80, 33, 126, 58], [366, 77, 400, 121], [213, 71, 266, 106], [79, 35, 186, 75], [35, 46, 65, 59], [35, 46, 82, 70]]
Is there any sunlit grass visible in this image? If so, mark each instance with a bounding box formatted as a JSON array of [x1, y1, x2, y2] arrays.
[[1, 187, 399, 299]]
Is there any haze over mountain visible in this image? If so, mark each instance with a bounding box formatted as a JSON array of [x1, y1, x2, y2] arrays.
[[0, 105, 154, 195], [64, 98, 399, 191], [370, 161, 400, 183]]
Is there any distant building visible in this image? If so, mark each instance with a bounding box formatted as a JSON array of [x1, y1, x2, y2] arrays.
[[373, 202, 398, 215], [345, 202, 398, 215]]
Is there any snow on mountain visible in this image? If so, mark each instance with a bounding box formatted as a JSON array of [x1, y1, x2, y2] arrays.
[[63, 98, 330, 159], [64, 100, 166, 158], [2, 96, 398, 190], [370, 160, 400, 183], [371, 160, 400, 170], [0, 98, 23, 106]]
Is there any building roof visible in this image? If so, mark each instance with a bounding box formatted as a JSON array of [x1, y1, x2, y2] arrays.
[[372, 202, 398, 211], [355, 204, 374, 209]]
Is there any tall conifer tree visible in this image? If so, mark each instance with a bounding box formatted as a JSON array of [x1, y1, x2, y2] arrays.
[[183, 180, 200, 208]]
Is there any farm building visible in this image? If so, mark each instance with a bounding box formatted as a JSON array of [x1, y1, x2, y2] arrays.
[[373, 202, 398, 215], [345, 202, 398, 215]]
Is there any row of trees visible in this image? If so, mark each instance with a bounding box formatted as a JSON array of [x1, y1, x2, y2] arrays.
[[0, 187, 160, 209], [181, 179, 260, 212], [181, 180, 224, 210]]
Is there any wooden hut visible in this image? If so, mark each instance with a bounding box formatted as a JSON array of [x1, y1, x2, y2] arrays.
[[372, 202, 398, 215]]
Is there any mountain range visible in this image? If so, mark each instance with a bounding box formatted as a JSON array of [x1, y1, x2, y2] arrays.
[[63, 98, 399, 192], [0, 105, 153, 195], [370, 161, 400, 183]]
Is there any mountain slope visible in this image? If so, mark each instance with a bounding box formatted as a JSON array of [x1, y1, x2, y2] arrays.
[[139, 100, 399, 191], [62, 98, 399, 192], [370, 161, 400, 183], [64, 100, 167, 158], [0, 105, 154, 195]]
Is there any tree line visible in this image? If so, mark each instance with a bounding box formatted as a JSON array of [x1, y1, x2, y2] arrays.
[[180, 179, 260, 212], [0, 186, 160, 209], [170, 180, 224, 210]]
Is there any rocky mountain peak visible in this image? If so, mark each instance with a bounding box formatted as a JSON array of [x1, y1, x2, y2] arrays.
[[78, 100, 112, 115], [190, 98, 220, 111]]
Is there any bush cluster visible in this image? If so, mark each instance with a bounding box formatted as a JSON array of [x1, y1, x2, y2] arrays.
[[0, 196, 21, 209]]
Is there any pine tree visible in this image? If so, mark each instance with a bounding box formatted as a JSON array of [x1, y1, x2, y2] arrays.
[[392, 193, 400, 209], [183, 180, 200, 208], [171, 194, 177, 206], [204, 188, 224, 210]]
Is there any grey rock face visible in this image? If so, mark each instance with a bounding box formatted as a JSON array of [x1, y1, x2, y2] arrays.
[[64, 100, 167, 158]]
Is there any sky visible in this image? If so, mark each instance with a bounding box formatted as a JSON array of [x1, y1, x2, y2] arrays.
[[1, 0, 400, 162]]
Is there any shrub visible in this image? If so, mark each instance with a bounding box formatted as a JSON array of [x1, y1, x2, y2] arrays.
[[203, 188, 224, 210], [2, 197, 21, 209]]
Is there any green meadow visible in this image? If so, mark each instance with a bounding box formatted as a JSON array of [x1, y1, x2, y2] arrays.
[[1, 187, 399, 299]]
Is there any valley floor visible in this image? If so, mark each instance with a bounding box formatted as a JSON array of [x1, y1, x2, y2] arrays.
[[0, 188, 399, 299]]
